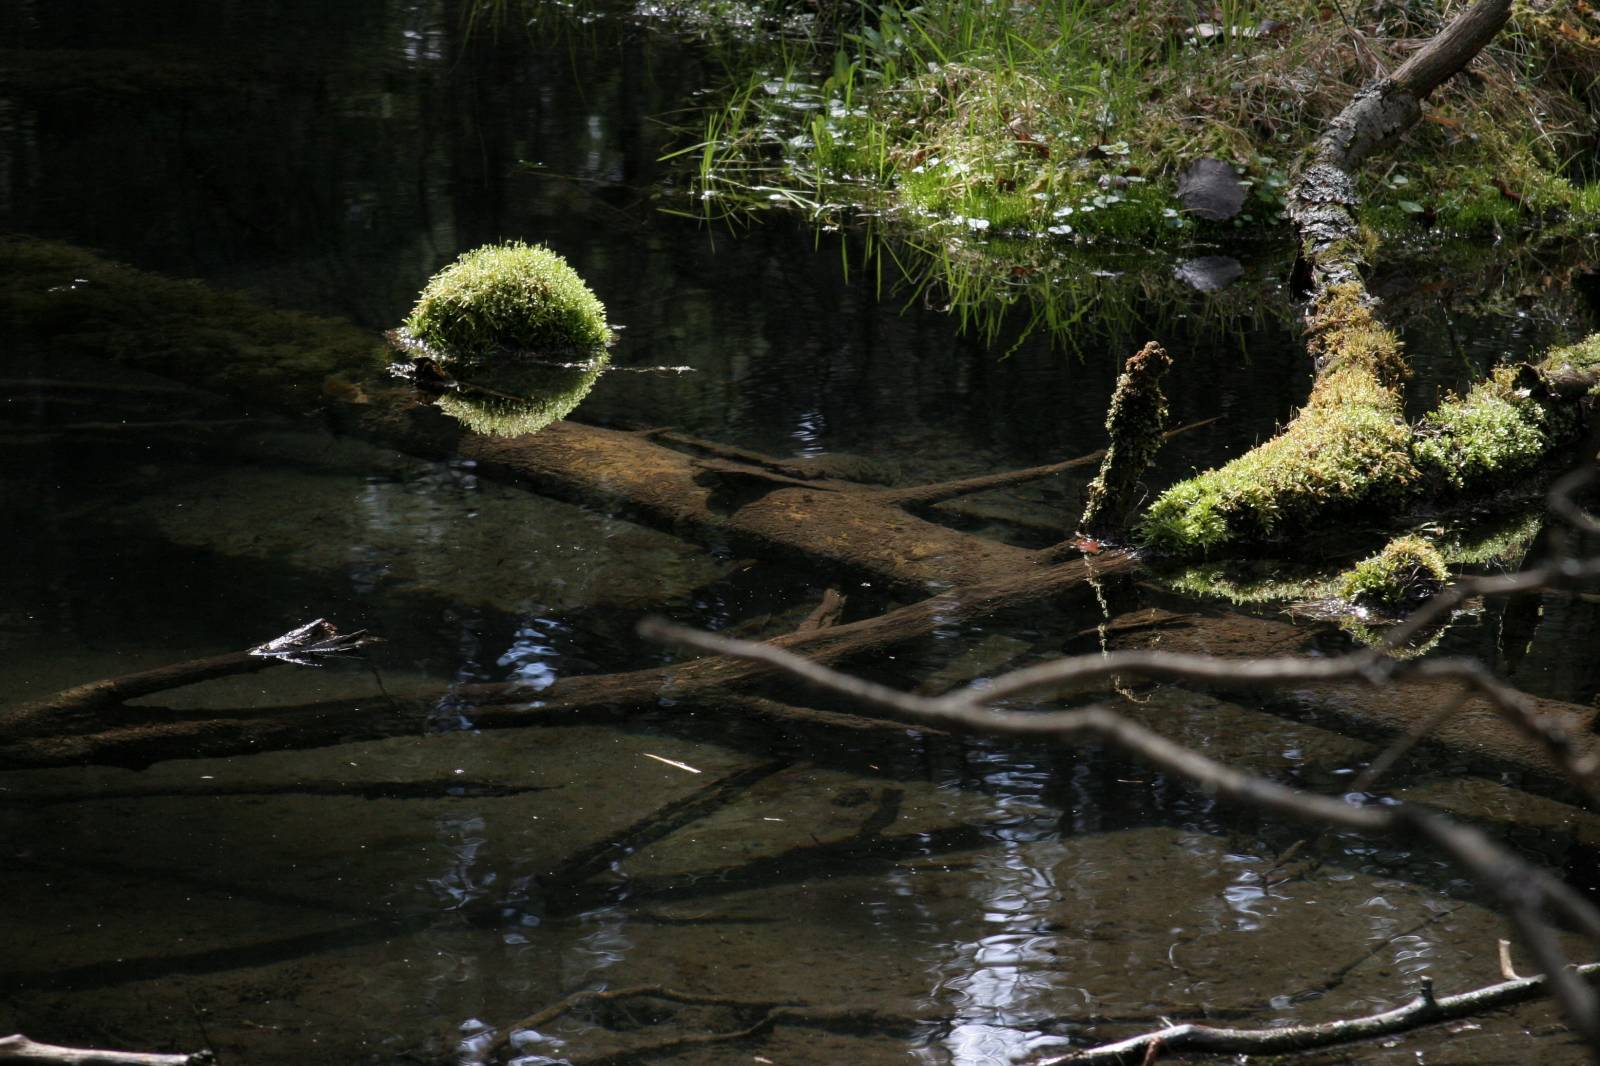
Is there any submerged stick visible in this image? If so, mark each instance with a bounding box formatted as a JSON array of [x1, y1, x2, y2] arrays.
[[2, 619, 380, 738]]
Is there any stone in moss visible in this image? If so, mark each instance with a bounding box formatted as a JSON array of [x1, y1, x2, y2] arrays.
[[403, 241, 611, 364], [1336, 534, 1448, 613], [1538, 333, 1600, 378], [1138, 285, 1417, 556]]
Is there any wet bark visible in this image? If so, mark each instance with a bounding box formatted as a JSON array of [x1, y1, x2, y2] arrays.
[[1288, 0, 1511, 296]]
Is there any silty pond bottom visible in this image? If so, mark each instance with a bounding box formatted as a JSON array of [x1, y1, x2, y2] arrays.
[[5, 2, 1600, 1064]]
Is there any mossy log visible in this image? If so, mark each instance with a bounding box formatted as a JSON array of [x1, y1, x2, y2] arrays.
[[1137, 0, 1600, 557]]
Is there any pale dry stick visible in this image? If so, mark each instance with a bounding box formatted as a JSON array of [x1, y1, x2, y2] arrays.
[[884, 643, 1600, 803], [0, 1034, 211, 1065], [1501, 939, 1522, 980], [1029, 965, 1600, 1064], [639, 621, 1600, 1053]]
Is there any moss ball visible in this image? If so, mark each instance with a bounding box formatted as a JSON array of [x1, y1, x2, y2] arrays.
[[403, 241, 611, 363], [1336, 535, 1449, 613]]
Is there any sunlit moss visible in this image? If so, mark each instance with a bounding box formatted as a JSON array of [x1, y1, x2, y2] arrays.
[[1539, 333, 1600, 378], [1336, 534, 1449, 613], [1413, 367, 1551, 490], [403, 241, 612, 363], [1138, 286, 1417, 555], [0, 236, 385, 404]]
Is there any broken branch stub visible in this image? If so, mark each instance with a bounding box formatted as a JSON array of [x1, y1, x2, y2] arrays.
[[1078, 341, 1172, 539]]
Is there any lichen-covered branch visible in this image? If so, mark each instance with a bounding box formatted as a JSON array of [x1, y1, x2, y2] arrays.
[[1136, 0, 1596, 558]]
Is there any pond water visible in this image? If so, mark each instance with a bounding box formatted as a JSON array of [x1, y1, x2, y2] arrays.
[[5, 3, 1600, 1065]]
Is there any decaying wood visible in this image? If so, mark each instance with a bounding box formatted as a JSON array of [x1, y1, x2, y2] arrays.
[[0, 551, 1132, 770], [794, 588, 847, 632], [0, 1034, 211, 1066], [637, 619, 1600, 1051], [1077, 341, 1172, 538]]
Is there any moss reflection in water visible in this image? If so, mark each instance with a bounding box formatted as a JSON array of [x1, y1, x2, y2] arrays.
[[433, 353, 612, 437]]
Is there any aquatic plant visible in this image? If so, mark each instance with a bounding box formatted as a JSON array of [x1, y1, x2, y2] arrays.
[[1336, 535, 1449, 613], [664, 0, 1600, 243], [403, 241, 612, 364]]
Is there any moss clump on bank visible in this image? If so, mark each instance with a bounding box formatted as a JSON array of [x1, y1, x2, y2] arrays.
[[1139, 286, 1416, 554], [0, 237, 385, 403], [403, 242, 611, 363], [1337, 535, 1449, 613]]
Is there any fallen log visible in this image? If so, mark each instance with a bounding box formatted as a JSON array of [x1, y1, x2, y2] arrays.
[[0, 552, 1133, 770]]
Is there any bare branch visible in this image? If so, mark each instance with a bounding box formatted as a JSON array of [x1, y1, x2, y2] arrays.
[[1030, 963, 1600, 1064]]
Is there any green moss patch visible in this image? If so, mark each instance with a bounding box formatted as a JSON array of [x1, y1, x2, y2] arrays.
[[403, 241, 611, 364], [1412, 368, 1551, 491], [1336, 534, 1449, 613], [1138, 287, 1417, 555], [0, 236, 385, 404]]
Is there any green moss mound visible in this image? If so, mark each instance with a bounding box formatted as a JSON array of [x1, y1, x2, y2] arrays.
[[403, 242, 611, 363], [1138, 286, 1417, 555], [1337, 535, 1449, 613], [0, 237, 385, 403]]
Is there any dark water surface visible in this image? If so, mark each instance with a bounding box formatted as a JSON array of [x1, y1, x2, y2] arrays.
[[5, 3, 1600, 1064]]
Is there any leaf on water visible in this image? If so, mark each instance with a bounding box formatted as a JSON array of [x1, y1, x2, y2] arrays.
[[250, 618, 377, 667], [1177, 157, 1247, 221]]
